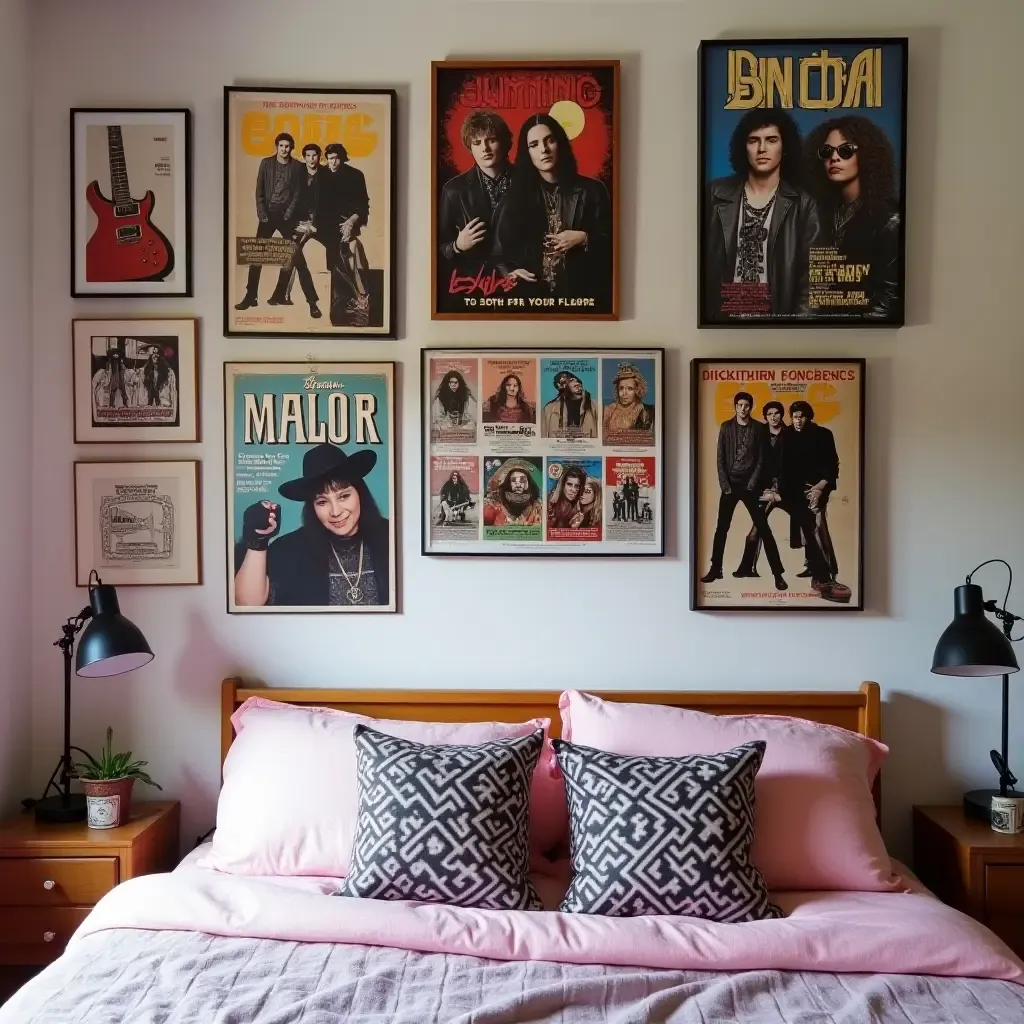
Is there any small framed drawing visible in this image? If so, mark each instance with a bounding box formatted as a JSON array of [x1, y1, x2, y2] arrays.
[[74, 460, 202, 587], [73, 319, 199, 443], [224, 87, 397, 338], [71, 108, 192, 297], [422, 347, 663, 556], [690, 358, 865, 611]]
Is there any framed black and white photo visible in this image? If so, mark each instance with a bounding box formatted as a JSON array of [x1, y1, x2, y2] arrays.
[[73, 319, 199, 443], [224, 87, 397, 338], [74, 460, 202, 587], [71, 108, 192, 298]]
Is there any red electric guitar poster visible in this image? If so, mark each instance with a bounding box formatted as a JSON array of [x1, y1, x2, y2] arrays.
[[72, 109, 191, 297]]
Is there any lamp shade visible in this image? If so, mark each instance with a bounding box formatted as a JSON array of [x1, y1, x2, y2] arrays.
[[931, 583, 1020, 678], [75, 582, 154, 678]]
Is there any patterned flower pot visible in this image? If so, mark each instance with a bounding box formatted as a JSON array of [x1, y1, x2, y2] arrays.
[[82, 777, 135, 829]]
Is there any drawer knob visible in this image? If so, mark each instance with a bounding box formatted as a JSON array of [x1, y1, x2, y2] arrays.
[[43, 931, 55, 943], [43, 879, 55, 890]]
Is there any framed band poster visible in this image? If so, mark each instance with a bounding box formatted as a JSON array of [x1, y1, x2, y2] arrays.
[[422, 347, 663, 556], [691, 358, 865, 611]]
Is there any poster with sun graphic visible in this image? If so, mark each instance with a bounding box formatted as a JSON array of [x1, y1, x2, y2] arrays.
[[691, 359, 864, 611], [431, 60, 619, 319]]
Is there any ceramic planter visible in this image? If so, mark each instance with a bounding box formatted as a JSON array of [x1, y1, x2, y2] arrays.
[[82, 777, 135, 829]]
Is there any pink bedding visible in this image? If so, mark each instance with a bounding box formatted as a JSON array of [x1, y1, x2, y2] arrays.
[[71, 857, 1024, 985]]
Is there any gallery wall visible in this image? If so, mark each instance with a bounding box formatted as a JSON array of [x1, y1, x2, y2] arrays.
[[0, 0, 32, 813], [27, 0, 1024, 856]]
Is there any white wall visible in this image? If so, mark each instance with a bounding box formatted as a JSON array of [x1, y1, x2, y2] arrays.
[[0, 0, 32, 813], [29, 0, 1024, 858]]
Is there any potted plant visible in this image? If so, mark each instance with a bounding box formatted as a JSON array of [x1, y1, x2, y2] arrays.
[[73, 727, 162, 829]]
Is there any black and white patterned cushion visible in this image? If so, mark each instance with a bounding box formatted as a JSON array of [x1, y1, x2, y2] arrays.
[[338, 725, 543, 910], [552, 738, 782, 921]]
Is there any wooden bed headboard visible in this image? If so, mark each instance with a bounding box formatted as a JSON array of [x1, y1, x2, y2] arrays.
[[221, 679, 883, 813]]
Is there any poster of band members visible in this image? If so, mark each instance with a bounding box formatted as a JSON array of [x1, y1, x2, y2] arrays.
[[422, 348, 663, 556], [73, 460, 201, 586], [432, 60, 619, 320], [225, 362, 396, 613], [72, 109, 191, 297], [224, 88, 396, 338], [698, 38, 907, 327], [691, 359, 864, 611], [72, 319, 198, 443]]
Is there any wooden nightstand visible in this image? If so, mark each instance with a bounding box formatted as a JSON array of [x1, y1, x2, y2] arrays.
[[0, 800, 179, 978], [913, 804, 1024, 958]]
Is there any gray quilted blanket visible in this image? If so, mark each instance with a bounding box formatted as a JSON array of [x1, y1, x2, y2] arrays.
[[3, 927, 1023, 1023]]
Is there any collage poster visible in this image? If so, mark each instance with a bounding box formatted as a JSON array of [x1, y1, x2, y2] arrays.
[[699, 38, 907, 326], [423, 348, 663, 556], [224, 88, 396, 337], [224, 362, 396, 613], [432, 61, 619, 320], [691, 359, 864, 611]]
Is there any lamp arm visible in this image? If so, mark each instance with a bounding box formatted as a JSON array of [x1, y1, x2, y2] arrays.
[[968, 560, 1023, 643], [53, 606, 93, 654]]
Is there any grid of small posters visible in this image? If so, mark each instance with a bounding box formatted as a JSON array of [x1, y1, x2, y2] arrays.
[[422, 348, 663, 556]]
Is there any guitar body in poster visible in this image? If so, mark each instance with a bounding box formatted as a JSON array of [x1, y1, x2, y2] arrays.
[[84, 126, 174, 283]]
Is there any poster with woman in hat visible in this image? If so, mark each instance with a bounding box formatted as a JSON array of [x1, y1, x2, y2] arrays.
[[225, 362, 395, 613]]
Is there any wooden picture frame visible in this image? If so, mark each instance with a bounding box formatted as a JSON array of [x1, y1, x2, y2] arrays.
[[223, 87, 397, 339], [422, 346, 664, 556], [690, 358, 865, 610], [73, 460, 202, 587], [71, 108, 192, 298], [72, 318, 199, 443], [697, 38, 908, 327], [431, 60, 620, 321]]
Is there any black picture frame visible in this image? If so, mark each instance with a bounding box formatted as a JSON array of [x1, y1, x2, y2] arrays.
[[690, 357, 866, 611], [223, 86, 398, 339], [422, 346, 665, 557], [697, 37, 908, 328], [71, 107, 192, 298]]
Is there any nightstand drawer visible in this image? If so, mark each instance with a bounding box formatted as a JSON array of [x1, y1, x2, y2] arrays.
[[985, 864, 1024, 915], [0, 857, 118, 907], [0, 907, 92, 964]]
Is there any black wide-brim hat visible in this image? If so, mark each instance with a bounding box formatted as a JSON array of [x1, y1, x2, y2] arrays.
[[278, 443, 377, 502]]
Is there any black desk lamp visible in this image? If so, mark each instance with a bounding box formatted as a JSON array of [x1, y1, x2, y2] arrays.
[[30, 571, 154, 824], [931, 559, 1022, 821]]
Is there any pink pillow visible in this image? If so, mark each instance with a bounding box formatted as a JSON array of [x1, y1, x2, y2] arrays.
[[201, 697, 567, 877], [557, 690, 897, 892]]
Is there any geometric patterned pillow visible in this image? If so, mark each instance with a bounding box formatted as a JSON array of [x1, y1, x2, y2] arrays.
[[337, 725, 543, 911], [552, 737, 782, 921]]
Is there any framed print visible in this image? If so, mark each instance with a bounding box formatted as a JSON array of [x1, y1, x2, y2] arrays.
[[422, 348, 663, 556], [431, 60, 619, 320], [71, 108, 191, 297], [690, 359, 865, 611], [698, 38, 907, 327], [224, 87, 396, 338], [74, 460, 201, 587], [73, 319, 198, 443], [224, 362, 396, 613]]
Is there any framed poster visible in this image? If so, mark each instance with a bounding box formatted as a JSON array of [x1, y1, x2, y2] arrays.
[[422, 348, 663, 556], [691, 359, 864, 611], [74, 460, 201, 586], [72, 319, 198, 443], [431, 60, 619, 320], [698, 38, 907, 327], [224, 362, 396, 613], [224, 87, 396, 338], [71, 108, 191, 298]]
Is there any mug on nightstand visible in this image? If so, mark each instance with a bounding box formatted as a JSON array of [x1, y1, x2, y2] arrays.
[[990, 795, 1024, 834]]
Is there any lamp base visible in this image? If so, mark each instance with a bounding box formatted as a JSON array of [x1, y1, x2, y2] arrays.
[[963, 788, 1023, 823], [33, 794, 87, 824]]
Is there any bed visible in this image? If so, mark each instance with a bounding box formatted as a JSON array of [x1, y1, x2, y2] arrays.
[[2, 680, 1022, 1023]]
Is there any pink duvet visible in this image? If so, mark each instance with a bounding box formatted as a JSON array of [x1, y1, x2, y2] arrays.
[[70, 859, 1023, 985]]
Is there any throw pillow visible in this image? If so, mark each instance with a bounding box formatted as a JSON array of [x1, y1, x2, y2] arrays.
[[338, 725, 543, 910], [553, 737, 782, 921]]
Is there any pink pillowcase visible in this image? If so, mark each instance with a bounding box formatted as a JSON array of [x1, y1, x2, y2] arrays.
[[201, 697, 567, 877], [557, 690, 897, 892]]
